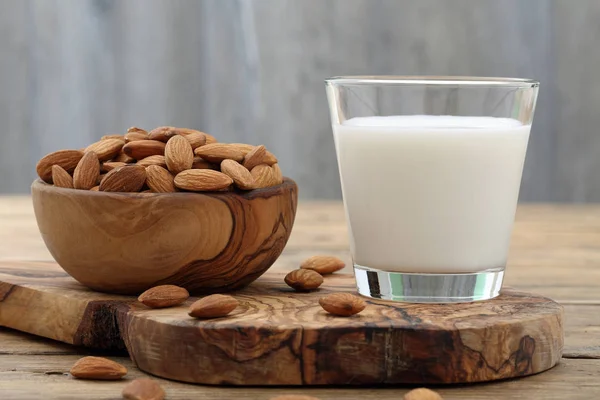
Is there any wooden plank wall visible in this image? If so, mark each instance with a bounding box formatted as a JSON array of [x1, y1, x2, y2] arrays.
[[0, 0, 598, 201]]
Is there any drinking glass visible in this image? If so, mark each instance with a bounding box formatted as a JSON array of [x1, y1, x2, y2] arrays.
[[325, 76, 539, 303]]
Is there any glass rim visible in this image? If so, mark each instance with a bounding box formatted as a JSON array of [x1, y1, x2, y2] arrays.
[[325, 75, 539, 88]]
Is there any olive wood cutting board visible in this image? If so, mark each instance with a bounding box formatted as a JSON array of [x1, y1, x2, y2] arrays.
[[0, 261, 563, 385]]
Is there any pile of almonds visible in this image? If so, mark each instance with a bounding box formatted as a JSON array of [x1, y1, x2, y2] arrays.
[[36, 126, 282, 193]]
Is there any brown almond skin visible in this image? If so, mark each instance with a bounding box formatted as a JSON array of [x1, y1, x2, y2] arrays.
[[36, 150, 84, 182], [127, 126, 147, 134], [174, 169, 233, 192], [147, 126, 179, 142], [403, 388, 444, 400], [319, 293, 366, 317], [251, 164, 279, 188], [184, 131, 206, 149], [122, 378, 165, 400], [192, 157, 218, 170], [70, 356, 127, 380], [90, 186, 99, 191], [113, 151, 135, 163], [138, 285, 189, 308], [136, 155, 167, 168], [51, 165, 74, 188], [272, 163, 283, 184], [123, 140, 166, 160], [194, 143, 246, 163], [270, 396, 322, 400], [188, 294, 238, 319], [284, 269, 323, 291], [73, 151, 100, 190], [99, 165, 146, 192], [124, 131, 148, 142], [85, 138, 125, 161], [220, 159, 255, 190], [300, 256, 345, 275], [165, 135, 194, 174], [204, 133, 218, 144], [102, 161, 127, 172], [264, 150, 278, 165], [243, 145, 267, 170], [145, 165, 176, 193]]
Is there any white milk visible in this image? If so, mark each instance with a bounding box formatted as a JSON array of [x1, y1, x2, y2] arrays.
[[333, 115, 530, 274]]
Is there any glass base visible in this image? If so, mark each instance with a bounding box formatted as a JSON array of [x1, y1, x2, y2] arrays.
[[354, 265, 504, 303]]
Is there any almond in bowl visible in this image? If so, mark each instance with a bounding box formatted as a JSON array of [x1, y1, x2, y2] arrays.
[[32, 127, 297, 295]]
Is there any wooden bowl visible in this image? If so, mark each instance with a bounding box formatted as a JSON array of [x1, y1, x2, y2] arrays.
[[31, 178, 297, 295]]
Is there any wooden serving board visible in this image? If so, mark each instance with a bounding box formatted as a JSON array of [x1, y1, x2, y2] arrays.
[[0, 261, 563, 386]]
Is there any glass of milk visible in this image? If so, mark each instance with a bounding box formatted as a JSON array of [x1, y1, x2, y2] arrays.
[[325, 76, 539, 303]]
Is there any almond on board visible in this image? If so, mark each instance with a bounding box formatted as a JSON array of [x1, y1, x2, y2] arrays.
[[99, 165, 146, 192], [174, 169, 233, 192], [51, 165, 74, 189], [319, 293, 366, 317], [85, 138, 125, 161], [138, 285, 189, 308], [122, 378, 165, 400], [284, 269, 323, 291], [73, 151, 100, 190], [36, 150, 84, 182], [70, 356, 127, 380], [300, 256, 345, 275], [145, 165, 176, 193], [188, 294, 239, 319], [165, 135, 194, 174], [123, 140, 166, 160], [220, 159, 255, 190]]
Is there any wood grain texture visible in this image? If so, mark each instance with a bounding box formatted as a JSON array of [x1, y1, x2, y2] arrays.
[[0, 261, 563, 385], [30, 178, 297, 294], [2, 0, 600, 202]]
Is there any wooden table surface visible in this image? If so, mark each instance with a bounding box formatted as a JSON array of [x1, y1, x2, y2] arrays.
[[1, 197, 599, 400]]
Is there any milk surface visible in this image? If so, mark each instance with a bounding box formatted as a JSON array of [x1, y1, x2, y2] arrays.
[[333, 115, 530, 273]]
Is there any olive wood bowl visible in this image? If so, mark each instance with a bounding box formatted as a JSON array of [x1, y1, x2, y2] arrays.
[[31, 178, 297, 295]]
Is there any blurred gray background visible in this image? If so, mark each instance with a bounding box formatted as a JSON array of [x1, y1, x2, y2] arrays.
[[1, 0, 599, 201]]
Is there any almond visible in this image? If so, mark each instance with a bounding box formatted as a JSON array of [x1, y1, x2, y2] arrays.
[[102, 161, 127, 172], [220, 159, 255, 190], [70, 356, 127, 380], [97, 173, 106, 185], [319, 293, 366, 317], [138, 285, 189, 308], [36, 150, 84, 183], [264, 150, 278, 165], [85, 138, 125, 161], [90, 186, 99, 191], [270, 396, 322, 400], [403, 388, 444, 400], [174, 169, 233, 192], [145, 165, 176, 193], [99, 165, 146, 192], [122, 378, 165, 400], [188, 294, 239, 318], [51, 165, 74, 189], [251, 164, 279, 188], [272, 163, 283, 184], [101, 134, 125, 141], [204, 133, 218, 144], [127, 126, 147, 134], [192, 157, 217, 170], [123, 140, 166, 160], [124, 131, 148, 142], [147, 126, 184, 142], [284, 269, 323, 291], [243, 145, 267, 170], [136, 155, 167, 168], [194, 143, 246, 163], [230, 143, 255, 155], [73, 151, 100, 190], [300, 256, 345, 275], [113, 151, 135, 163], [184, 132, 206, 149], [165, 135, 194, 174]]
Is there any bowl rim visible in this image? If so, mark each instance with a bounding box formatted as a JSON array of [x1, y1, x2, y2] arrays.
[[32, 177, 296, 200]]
